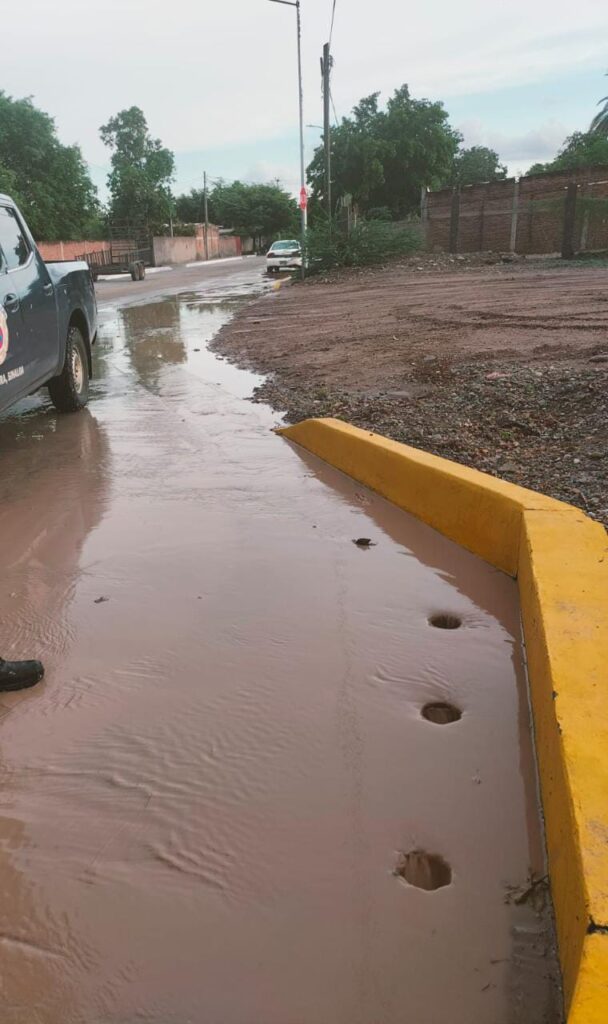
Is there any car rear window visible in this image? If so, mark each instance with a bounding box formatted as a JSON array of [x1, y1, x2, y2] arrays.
[[271, 241, 299, 251], [0, 207, 30, 270]]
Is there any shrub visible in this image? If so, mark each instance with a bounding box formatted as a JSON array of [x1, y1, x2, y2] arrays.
[[304, 220, 420, 272]]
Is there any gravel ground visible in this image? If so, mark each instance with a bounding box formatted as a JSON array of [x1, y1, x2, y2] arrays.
[[212, 253, 608, 526]]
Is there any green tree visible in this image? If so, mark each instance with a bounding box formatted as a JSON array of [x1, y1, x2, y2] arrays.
[[307, 85, 461, 218], [175, 180, 298, 246], [175, 188, 206, 223], [100, 107, 174, 232], [449, 146, 507, 185], [213, 181, 298, 243], [0, 164, 21, 202], [591, 72, 608, 135], [528, 131, 608, 175], [0, 91, 99, 240]]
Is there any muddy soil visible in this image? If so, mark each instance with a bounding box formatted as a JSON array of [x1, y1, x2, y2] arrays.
[[213, 254, 608, 524], [0, 267, 562, 1022]]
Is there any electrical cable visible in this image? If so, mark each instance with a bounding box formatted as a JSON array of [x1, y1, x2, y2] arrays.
[[327, 0, 335, 49]]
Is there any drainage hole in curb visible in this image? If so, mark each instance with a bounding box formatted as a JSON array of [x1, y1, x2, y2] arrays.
[[395, 850, 452, 891], [422, 702, 462, 725], [429, 613, 462, 630]]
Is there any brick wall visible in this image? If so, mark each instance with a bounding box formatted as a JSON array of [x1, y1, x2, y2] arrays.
[[424, 165, 608, 255], [37, 239, 111, 261]]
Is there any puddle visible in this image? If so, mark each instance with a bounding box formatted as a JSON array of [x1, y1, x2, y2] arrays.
[[97, 283, 269, 401]]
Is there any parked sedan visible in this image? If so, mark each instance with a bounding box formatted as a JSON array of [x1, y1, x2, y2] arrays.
[[266, 240, 302, 273]]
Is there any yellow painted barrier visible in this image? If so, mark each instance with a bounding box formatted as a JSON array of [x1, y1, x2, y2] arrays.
[[279, 417, 608, 1021]]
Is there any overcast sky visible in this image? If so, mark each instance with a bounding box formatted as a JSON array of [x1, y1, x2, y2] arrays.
[[4, 0, 607, 197]]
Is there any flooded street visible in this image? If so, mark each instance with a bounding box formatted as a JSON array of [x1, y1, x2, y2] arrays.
[[0, 261, 561, 1023]]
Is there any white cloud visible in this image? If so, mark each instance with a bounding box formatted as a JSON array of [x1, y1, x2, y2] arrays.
[[2, 0, 606, 182], [458, 117, 570, 168], [242, 161, 300, 195]]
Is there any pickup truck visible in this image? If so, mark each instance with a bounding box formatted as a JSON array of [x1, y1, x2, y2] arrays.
[[0, 195, 97, 415]]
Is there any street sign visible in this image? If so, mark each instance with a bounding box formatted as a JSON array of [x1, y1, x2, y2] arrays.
[[299, 187, 308, 211]]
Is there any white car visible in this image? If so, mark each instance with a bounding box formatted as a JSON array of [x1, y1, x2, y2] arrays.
[[266, 239, 302, 273]]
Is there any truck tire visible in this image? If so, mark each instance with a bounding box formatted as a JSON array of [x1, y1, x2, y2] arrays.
[[138, 262, 146, 280], [48, 325, 90, 412], [130, 264, 138, 281]]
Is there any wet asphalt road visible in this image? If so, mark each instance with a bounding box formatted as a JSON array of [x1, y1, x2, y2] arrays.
[[0, 259, 561, 1023], [95, 255, 268, 307]]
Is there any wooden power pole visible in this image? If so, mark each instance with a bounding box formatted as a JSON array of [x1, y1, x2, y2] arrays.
[[203, 171, 210, 261], [319, 43, 329, 222]]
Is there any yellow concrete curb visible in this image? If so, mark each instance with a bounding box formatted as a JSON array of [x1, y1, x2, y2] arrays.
[[279, 417, 608, 1022], [271, 276, 292, 291]]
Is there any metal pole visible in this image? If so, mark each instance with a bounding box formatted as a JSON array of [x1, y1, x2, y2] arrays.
[[203, 170, 209, 261], [295, 0, 306, 278], [267, 0, 307, 278]]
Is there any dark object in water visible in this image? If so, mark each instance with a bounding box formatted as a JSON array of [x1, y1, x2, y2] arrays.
[[0, 657, 45, 692], [353, 537, 376, 548]]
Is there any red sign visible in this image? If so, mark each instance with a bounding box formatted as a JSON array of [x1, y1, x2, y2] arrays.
[[299, 187, 308, 211]]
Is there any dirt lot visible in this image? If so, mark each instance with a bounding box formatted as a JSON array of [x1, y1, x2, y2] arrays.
[[213, 253, 608, 525]]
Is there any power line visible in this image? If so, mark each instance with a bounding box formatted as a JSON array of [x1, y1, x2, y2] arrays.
[[329, 0, 337, 48], [330, 89, 339, 127], [174, 173, 290, 192]]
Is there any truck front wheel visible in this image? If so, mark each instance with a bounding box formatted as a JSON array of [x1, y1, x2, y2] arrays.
[[48, 325, 90, 412]]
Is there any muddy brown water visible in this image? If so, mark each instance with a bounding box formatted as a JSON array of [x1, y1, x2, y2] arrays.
[[0, 266, 562, 1022]]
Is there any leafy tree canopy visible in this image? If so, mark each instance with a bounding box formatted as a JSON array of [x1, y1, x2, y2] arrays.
[[528, 131, 608, 175], [175, 189, 206, 224], [591, 71, 608, 135], [449, 145, 507, 186], [0, 91, 99, 240], [175, 181, 298, 244], [100, 107, 174, 232], [307, 85, 461, 218]]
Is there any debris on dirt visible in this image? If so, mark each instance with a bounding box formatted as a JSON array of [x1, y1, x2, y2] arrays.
[[354, 491, 372, 506], [94, 596, 110, 604], [504, 874, 550, 913], [353, 537, 376, 547], [212, 258, 608, 526]]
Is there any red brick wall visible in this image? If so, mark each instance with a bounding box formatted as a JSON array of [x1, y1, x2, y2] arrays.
[[424, 165, 608, 255], [457, 180, 516, 252], [37, 240, 111, 261], [577, 177, 608, 252]]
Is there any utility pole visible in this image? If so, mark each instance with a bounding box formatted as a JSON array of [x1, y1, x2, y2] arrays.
[[322, 42, 331, 223], [203, 170, 209, 261], [295, 0, 306, 277]]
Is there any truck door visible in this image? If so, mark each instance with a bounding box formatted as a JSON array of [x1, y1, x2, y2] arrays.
[[0, 223, 30, 408], [0, 204, 57, 392]]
